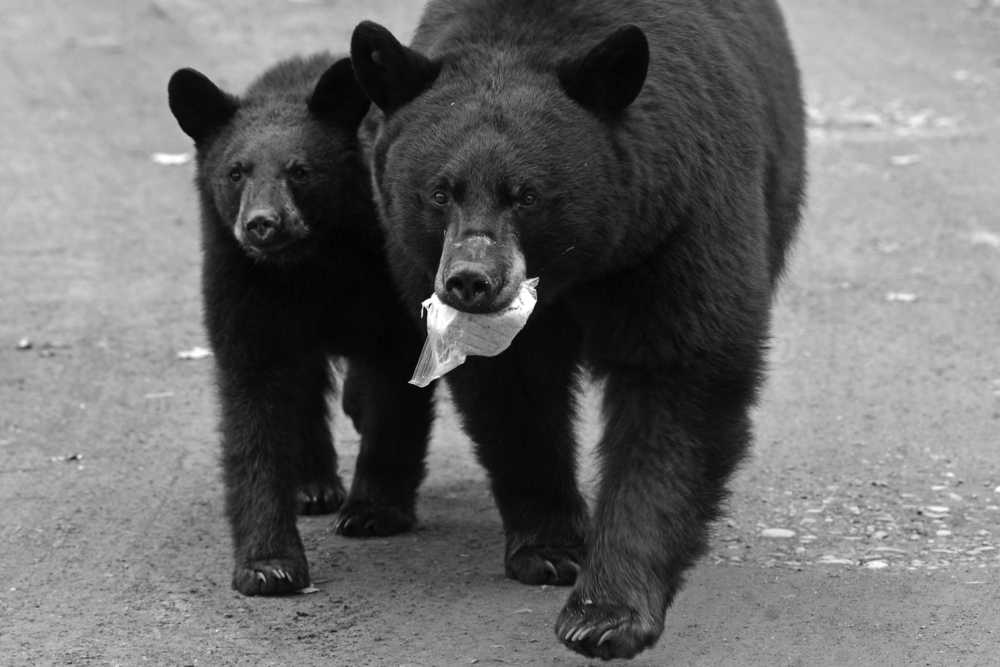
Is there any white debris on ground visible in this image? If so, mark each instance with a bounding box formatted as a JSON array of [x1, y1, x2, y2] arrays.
[[952, 69, 986, 86], [885, 292, 918, 303], [875, 240, 902, 255], [151, 152, 192, 165], [817, 555, 854, 566], [711, 450, 1000, 573], [176, 346, 212, 360], [143, 391, 175, 400], [49, 453, 83, 463], [806, 99, 961, 142], [889, 154, 921, 167], [14, 339, 68, 356], [760, 528, 796, 539], [969, 230, 1000, 249]]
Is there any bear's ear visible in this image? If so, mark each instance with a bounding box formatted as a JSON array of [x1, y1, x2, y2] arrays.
[[350, 21, 440, 114], [557, 25, 649, 116], [168, 68, 238, 143], [308, 57, 371, 127]]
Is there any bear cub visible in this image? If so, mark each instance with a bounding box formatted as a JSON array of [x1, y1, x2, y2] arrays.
[[168, 54, 435, 595]]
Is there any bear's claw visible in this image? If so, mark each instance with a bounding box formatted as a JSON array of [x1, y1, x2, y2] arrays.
[[233, 558, 310, 596], [296, 479, 347, 516], [505, 543, 583, 586], [555, 594, 661, 660], [335, 500, 415, 537]]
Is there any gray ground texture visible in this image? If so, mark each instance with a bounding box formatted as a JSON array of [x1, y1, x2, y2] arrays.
[[1, 1, 998, 665]]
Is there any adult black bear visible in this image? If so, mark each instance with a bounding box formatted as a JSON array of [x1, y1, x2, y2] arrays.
[[350, 0, 805, 659], [168, 54, 435, 596]]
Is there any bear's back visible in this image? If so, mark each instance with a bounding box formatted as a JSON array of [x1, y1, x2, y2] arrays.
[[411, 0, 800, 155], [415, 0, 788, 65]]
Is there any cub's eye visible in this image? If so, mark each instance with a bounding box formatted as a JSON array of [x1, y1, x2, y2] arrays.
[[288, 165, 308, 181], [431, 189, 450, 207], [228, 165, 243, 183], [518, 191, 538, 207]]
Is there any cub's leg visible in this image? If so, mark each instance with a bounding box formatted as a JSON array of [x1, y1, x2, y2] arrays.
[[335, 358, 435, 537], [293, 360, 347, 516], [220, 348, 342, 595]]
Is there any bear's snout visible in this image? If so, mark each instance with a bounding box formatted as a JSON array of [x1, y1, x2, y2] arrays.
[[436, 233, 525, 314], [245, 211, 281, 246], [443, 262, 497, 312]]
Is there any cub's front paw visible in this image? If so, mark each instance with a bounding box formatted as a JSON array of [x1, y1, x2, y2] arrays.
[[555, 591, 663, 660], [296, 478, 347, 515], [232, 558, 310, 596], [334, 500, 415, 537]]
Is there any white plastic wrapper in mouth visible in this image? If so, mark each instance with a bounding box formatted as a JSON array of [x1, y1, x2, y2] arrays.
[[409, 278, 539, 387]]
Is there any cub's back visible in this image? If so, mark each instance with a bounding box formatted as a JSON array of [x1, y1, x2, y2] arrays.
[[243, 53, 339, 101]]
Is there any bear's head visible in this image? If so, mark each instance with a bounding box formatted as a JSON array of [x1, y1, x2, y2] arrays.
[[168, 58, 370, 264], [351, 22, 648, 313]]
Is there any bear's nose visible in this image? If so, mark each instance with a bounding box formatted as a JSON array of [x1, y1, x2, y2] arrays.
[[245, 212, 280, 245], [443, 263, 497, 312]]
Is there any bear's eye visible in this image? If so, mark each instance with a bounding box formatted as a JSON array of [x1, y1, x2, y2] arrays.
[[431, 190, 450, 207], [288, 165, 308, 181], [517, 190, 539, 207], [228, 165, 243, 183]]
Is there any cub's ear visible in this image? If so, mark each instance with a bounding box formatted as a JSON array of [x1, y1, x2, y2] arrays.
[[167, 68, 238, 143], [350, 21, 440, 114], [558, 25, 649, 116], [308, 57, 370, 127]]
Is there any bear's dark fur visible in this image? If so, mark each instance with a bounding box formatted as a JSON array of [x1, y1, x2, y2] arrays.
[[168, 54, 435, 596], [351, 0, 805, 658]]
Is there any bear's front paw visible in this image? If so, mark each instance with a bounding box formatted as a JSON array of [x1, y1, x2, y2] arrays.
[[555, 592, 662, 660], [232, 558, 311, 596], [505, 543, 583, 586], [296, 478, 347, 515], [334, 500, 415, 537]]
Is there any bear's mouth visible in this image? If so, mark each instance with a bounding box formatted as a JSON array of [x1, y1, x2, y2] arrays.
[[241, 238, 308, 264]]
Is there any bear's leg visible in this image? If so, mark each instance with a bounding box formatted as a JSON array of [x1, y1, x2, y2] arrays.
[[220, 351, 341, 595], [292, 361, 347, 516], [447, 306, 588, 586], [555, 367, 752, 659], [335, 358, 435, 537]]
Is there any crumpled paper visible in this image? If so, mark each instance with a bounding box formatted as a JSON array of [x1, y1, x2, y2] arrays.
[[409, 278, 539, 387]]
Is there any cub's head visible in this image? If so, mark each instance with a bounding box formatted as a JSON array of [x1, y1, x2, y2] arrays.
[[350, 22, 648, 312], [168, 57, 370, 263]]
